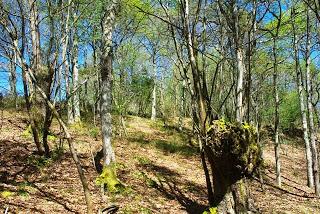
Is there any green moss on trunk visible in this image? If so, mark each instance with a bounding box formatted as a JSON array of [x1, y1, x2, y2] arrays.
[[96, 164, 124, 193], [205, 120, 262, 213]]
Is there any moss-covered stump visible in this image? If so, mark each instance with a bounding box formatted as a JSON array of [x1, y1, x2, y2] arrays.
[[96, 164, 124, 193], [205, 119, 262, 213]]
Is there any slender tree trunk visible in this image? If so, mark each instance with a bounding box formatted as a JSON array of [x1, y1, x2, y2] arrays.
[[273, 38, 281, 187], [236, 47, 245, 123], [21, 64, 43, 154], [13, 25, 43, 154], [72, 33, 81, 123], [59, 2, 73, 124], [26, 0, 43, 154], [306, 8, 320, 195], [292, 8, 314, 188], [182, 0, 214, 206], [151, 58, 157, 121], [178, 79, 186, 131], [9, 52, 17, 108], [71, 7, 80, 122]]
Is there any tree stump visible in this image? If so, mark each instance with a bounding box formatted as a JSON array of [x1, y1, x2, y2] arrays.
[[205, 119, 262, 213]]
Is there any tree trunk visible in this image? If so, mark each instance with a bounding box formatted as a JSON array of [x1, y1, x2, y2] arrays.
[[273, 38, 281, 187], [12, 23, 43, 154], [27, 68, 93, 214], [292, 7, 314, 188], [178, 79, 186, 131], [100, 0, 118, 167], [305, 8, 320, 195], [100, 50, 115, 166], [72, 32, 81, 123], [26, 0, 43, 154], [236, 47, 245, 123], [9, 51, 17, 108], [151, 58, 157, 121]]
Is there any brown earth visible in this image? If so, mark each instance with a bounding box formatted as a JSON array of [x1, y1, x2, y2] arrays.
[[0, 109, 319, 213]]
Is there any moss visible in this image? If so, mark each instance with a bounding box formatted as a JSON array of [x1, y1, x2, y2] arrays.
[[47, 134, 57, 142], [208, 118, 227, 132], [203, 207, 218, 214], [206, 120, 262, 181], [95, 164, 124, 193], [21, 125, 33, 139], [1, 190, 14, 198]]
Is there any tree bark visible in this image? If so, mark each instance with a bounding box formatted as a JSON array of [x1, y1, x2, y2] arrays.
[[273, 37, 281, 187], [235, 47, 245, 123], [291, 7, 314, 188], [100, 0, 118, 166], [305, 8, 320, 195], [151, 57, 157, 121], [9, 51, 17, 108], [72, 31, 81, 123]]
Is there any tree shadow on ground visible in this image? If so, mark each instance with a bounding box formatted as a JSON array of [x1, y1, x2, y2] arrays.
[[1, 201, 46, 214], [128, 131, 199, 157], [262, 173, 316, 199], [139, 162, 207, 214], [0, 139, 79, 213]]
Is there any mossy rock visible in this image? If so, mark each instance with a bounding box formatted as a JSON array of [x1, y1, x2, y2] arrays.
[[96, 164, 125, 193], [206, 120, 262, 181]]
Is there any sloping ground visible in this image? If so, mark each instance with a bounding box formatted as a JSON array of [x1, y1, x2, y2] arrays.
[[251, 141, 320, 213], [0, 110, 319, 213], [0, 110, 206, 213]]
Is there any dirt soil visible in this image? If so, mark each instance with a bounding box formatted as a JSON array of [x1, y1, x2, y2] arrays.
[[0, 110, 319, 213]]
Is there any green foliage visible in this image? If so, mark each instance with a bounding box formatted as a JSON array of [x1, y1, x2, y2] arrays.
[[17, 182, 31, 197], [27, 155, 52, 169], [89, 127, 100, 139], [120, 0, 152, 22], [135, 156, 152, 165], [26, 147, 63, 169], [47, 134, 57, 142], [21, 125, 33, 139], [280, 91, 300, 129]]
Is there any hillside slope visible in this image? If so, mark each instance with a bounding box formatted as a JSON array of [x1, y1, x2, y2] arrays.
[[0, 110, 319, 213]]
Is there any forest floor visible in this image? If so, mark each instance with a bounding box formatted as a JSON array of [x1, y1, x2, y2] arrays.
[[0, 109, 320, 214]]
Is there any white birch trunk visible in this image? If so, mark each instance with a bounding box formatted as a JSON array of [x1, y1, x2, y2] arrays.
[[236, 48, 245, 123], [151, 60, 157, 120], [72, 34, 81, 123], [273, 38, 281, 187], [292, 13, 314, 187], [306, 9, 320, 195]]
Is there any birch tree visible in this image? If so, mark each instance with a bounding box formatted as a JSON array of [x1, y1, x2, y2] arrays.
[[291, 6, 314, 188]]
